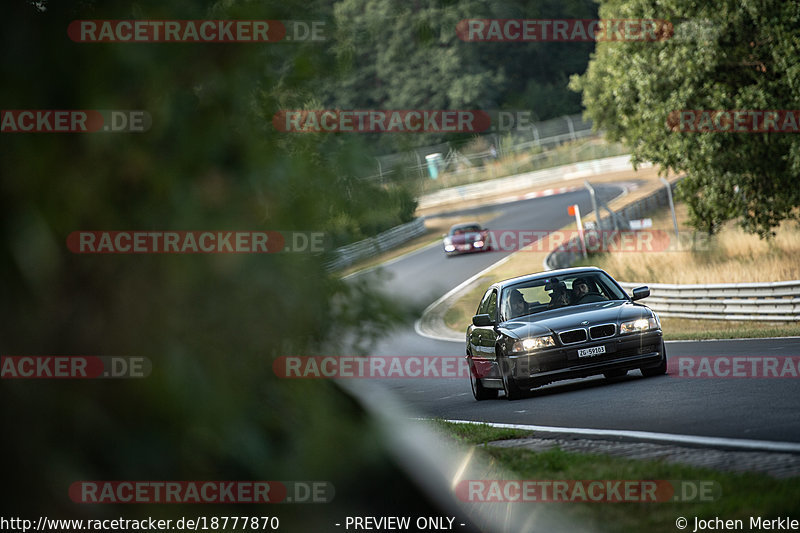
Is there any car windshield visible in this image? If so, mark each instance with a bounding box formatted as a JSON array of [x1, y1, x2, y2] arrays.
[[501, 272, 628, 320], [451, 225, 481, 235]]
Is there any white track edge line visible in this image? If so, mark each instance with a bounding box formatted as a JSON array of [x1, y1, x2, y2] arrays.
[[435, 418, 800, 453]]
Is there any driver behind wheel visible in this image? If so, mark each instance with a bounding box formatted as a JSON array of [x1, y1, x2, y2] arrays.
[[571, 276, 609, 304], [571, 277, 591, 303]]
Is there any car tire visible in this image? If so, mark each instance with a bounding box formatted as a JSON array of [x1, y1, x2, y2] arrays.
[[603, 369, 628, 379], [499, 354, 524, 400], [469, 359, 498, 401], [641, 341, 667, 377]]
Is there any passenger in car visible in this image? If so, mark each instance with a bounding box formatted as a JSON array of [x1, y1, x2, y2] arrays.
[[548, 282, 570, 309], [508, 289, 527, 318]]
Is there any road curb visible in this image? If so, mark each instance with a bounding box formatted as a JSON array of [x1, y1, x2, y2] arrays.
[[438, 419, 800, 478]]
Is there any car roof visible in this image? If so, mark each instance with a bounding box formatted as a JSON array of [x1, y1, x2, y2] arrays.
[[493, 267, 607, 290]]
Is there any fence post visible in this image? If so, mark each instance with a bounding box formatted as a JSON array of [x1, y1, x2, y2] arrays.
[[660, 177, 680, 243], [565, 116, 576, 141]]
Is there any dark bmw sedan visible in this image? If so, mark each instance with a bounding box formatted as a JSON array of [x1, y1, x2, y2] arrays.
[[466, 267, 666, 400]]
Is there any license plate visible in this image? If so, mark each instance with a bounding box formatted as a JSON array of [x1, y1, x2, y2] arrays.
[[578, 345, 606, 358]]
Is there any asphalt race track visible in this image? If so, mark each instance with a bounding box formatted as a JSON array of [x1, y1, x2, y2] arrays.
[[358, 185, 800, 446]]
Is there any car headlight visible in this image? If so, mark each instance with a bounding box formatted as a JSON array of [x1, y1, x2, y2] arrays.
[[511, 336, 555, 353], [620, 317, 659, 334], [444, 244, 455, 252], [473, 240, 484, 248]]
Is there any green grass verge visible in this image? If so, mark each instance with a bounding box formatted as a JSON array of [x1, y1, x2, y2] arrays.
[[430, 421, 800, 533], [431, 419, 534, 445], [661, 318, 800, 341]]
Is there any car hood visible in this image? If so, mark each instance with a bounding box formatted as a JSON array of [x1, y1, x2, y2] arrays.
[[498, 300, 653, 339]]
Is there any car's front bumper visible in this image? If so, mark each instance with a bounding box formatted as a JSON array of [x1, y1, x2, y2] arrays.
[[470, 330, 664, 389]]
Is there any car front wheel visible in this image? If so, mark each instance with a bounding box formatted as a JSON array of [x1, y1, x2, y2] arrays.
[[499, 354, 524, 400]]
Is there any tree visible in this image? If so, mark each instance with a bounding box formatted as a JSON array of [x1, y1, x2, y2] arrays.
[[570, 0, 800, 236]]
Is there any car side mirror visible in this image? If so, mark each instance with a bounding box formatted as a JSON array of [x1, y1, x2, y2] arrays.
[[631, 286, 650, 301], [472, 314, 494, 327]]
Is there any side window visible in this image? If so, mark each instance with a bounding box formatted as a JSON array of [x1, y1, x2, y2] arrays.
[[486, 290, 498, 321], [477, 289, 493, 315]]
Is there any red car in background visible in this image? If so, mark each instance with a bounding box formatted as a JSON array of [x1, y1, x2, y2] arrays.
[[443, 222, 492, 257]]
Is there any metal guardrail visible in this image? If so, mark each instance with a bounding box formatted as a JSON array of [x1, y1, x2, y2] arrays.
[[618, 281, 800, 322], [418, 155, 639, 211], [544, 178, 681, 270], [325, 218, 426, 272]]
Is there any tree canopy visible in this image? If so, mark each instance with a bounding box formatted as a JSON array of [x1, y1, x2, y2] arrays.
[[571, 0, 800, 236]]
